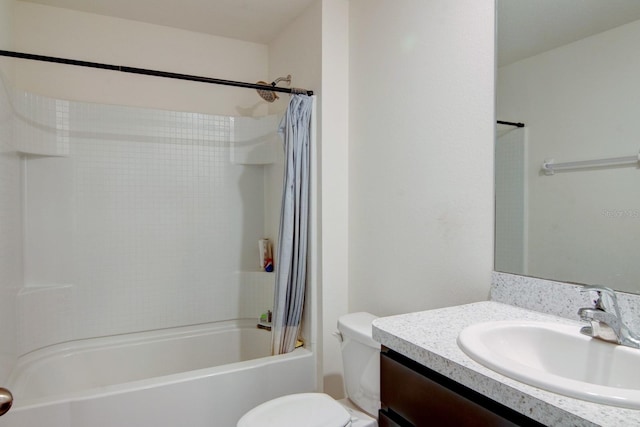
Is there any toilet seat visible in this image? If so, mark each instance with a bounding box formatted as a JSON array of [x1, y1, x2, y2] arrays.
[[237, 393, 352, 427]]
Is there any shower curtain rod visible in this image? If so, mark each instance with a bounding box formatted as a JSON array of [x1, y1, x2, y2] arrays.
[[497, 120, 525, 127], [0, 49, 314, 96]]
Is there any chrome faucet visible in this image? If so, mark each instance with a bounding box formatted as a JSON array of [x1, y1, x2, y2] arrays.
[[578, 285, 640, 349]]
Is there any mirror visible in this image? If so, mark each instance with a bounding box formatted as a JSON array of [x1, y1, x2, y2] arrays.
[[495, 0, 640, 294]]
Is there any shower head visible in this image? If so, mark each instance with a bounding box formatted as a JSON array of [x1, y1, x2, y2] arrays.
[[256, 75, 292, 103]]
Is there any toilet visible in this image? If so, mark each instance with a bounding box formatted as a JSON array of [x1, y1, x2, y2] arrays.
[[237, 312, 380, 427]]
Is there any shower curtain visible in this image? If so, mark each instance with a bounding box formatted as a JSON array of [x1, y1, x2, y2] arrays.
[[272, 94, 313, 355]]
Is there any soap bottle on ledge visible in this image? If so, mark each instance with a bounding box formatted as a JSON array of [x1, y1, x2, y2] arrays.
[[259, 238, 274, 272], [257, 310, 272, 331]]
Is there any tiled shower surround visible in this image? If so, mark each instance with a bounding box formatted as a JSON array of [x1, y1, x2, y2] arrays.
[[1, 75, 278, 359], [0, 75, 21, 381]]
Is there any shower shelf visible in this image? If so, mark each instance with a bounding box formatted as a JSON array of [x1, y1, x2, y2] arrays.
[[241, 270, 275, 277], [18, 150, 68, 157]]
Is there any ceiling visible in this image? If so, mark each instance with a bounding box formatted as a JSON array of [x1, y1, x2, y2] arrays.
[[18, 0, 640, 62], [498, 0, 640, 66], [18, 0, 317, 44]]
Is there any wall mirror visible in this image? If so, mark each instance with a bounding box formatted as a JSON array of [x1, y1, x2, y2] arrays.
[[495, 0, 640, 294]]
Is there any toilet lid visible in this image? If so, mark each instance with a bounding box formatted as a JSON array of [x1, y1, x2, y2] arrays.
[[237, 393, 351, 427]]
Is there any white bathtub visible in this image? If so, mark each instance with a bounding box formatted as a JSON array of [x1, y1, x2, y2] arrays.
[[1, 320, 316, 427]]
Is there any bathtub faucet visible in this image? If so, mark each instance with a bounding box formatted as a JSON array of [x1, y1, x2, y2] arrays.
[[578, 285, 640, 349]]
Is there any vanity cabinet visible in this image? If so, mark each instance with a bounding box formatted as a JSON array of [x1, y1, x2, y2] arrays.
[[379, 348, 544, 427]]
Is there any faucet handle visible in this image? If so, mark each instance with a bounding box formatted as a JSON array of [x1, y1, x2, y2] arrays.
[[581, 285, 620, 316]]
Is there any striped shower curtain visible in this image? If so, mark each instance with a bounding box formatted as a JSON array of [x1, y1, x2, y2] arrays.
[[271, 94, 313, 355]]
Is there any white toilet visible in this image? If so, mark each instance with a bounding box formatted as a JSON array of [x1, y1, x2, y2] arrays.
[[237, 312, 380, 427]]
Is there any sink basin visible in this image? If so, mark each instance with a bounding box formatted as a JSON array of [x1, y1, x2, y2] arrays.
[[457, 320, 640, 409]]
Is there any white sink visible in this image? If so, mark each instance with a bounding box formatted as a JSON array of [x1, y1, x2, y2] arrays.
[[457, 320, 640, 409]]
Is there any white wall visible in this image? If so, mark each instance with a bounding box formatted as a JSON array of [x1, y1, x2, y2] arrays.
[[497, 19, 640, 292], [13, 1, 269, 117], [348, 0, 495, 316], [320, 0, 349, 398]]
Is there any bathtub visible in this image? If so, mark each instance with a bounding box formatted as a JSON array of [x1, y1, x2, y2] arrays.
[[1, 319, 316, 427]]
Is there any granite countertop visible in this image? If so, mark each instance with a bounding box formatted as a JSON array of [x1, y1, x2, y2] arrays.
[[372, 301, 640, 427]]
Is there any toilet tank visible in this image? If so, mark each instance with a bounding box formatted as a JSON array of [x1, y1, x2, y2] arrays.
[[337, 312, 380, 417]]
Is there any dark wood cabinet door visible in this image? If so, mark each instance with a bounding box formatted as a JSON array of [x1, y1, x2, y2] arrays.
[[380, 349, 544, 427]]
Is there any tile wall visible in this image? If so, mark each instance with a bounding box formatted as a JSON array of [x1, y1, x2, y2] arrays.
[[3, 74, 279, 357], [0, 69, 21, 380]]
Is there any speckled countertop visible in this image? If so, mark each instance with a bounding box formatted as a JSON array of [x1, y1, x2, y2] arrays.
[[372, 301, 640, 427]]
